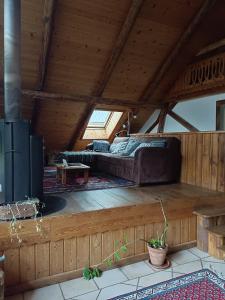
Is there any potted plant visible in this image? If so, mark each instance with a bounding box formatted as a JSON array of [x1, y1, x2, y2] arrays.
[[147, 199, 168, 267]]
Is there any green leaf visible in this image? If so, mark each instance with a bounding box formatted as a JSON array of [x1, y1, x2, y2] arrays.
[[106, 258, 113, 267], [93, 267, 102, 278], [114, 251, 121, 262], [83, 267, 92, 280], [121, 245, 127, 253]]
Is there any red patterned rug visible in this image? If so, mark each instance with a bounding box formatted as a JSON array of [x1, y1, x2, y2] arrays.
[[111, 269, 225, 300], [44, 167, 134, 194]]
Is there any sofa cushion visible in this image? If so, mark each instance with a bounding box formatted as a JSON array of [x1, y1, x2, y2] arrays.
[[129, 140, 167, 157], [121, 139, 140, 156], [93, 140, 110, 152], [111, 141, 129, 154]]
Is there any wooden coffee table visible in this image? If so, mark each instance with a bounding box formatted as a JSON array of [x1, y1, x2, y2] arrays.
[[57, 163, 90, 185]]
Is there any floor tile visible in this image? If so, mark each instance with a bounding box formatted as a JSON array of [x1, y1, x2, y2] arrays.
[[172, 259, 202, 276], [188, 247, 209, 259], [5, 294, 23, 300], [120, 261, 154, 279], [60, 277, 97, 299], [169, 249, 199, 265], [122, 278, 138, 287], [202, 259, 225, 278], [202, 256, 225, 264], [98, 283, 136, 300], [72, 289, 100, 300], [94, 268, 127, 289], [138, 270, 172, 288], [24, 284, 63, 300]]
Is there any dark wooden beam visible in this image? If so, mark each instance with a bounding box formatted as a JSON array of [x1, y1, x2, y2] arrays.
[[139, 0, 217, 104], [168, 110, 199, 132], [66, 0, 144, 151], [146, 116, 160, 133], [22, 89, 159, 109], [66, 102, 95, 151], [32, 0, 57, 131], [158, 103, 176, 133], [93, 0, 144, 97]]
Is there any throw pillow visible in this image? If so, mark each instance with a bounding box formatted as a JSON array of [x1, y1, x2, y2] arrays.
[[111, 141, 128, 154], [93, 140, 110, 152], [129, 140, 167, 157], [121, 139, 140, 156]]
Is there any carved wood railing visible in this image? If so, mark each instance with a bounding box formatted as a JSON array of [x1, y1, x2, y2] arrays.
[[169, 52, 225, 100]]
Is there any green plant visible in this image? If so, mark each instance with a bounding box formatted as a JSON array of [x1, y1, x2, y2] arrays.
[[83, 237, 129, 280], [147, 199, 168, 249]]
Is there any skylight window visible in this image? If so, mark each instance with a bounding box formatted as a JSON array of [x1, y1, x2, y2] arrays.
[[88, 110, 111, 128]]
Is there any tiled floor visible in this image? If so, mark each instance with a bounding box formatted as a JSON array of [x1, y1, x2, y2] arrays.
[[6, 247, 225, 300]]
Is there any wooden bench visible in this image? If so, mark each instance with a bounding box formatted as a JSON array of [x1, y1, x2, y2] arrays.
[[193, 207, 225, 259]]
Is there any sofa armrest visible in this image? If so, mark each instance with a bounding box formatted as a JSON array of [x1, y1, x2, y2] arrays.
[[133, 147, 181, 185]]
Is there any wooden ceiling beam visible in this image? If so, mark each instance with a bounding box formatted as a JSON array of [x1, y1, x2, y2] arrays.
[[139, 0, 217, 104], [22, 89, 159, 109], [93, 0, 144, 97], [66, 0, 144, 151], [158, 103, 177, 133], [146, 116, 160, 133], [66, 102, 95, 151], [168, 110, 199, 132], [32, 0, 57, 132]]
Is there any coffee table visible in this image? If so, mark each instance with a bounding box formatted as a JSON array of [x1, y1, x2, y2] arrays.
[[57, 163, 90, 185]]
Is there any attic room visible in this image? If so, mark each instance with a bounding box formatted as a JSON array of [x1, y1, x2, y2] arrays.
[[0, 0, 225, 299]]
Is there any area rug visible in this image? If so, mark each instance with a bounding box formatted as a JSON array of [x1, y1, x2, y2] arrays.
[[44, 167, 134, 194], [111, 269, 225, 300]]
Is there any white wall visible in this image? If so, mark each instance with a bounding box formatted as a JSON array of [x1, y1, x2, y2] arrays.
[[140, 93, 225, 133]]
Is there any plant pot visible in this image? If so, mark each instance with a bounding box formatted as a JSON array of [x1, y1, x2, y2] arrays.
[[147, 244, 168, 266]]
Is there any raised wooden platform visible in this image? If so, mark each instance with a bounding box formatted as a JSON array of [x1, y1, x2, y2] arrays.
[[1, 183, 225, 295]]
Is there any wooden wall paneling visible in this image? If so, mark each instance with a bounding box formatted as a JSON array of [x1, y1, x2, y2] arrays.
[[134, 225, 145, 255], [76, 236, 90, 270], [211, 133, 219, 190], [4, 248, 20, 286], [63, 238, 77, 272], [201, 133, 212, 188], [195, 134, 203, 187], [189, 216, 197, 242], [50, 240, 64, 275], [90, 233, 102, 266], [35, 243, 50, 279], [167, 220, 181, 247], [180, 134, 187, 183], [102, 231, 114, 264], [144, 223, 154, 251], [187, 134, 197, 185], [181, 218, 190, 244], [123, 227, 135, 258], [20, 245, 35, 283], [217, 133, 225, 192]]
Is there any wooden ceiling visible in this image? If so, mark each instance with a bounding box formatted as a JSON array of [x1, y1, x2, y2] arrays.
[[0, 0, 225, 151]]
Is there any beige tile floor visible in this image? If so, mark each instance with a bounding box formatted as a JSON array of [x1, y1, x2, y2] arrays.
[[5, 247, 225, 300]]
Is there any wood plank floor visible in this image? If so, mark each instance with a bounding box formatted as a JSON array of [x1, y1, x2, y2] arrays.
[[44, 183, 225, 216]]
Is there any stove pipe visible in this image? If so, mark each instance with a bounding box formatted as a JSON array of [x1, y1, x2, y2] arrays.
[[4, 0, 21, 122]]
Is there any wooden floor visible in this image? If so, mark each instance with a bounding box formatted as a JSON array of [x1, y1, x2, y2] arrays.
[[2, 182, 225, 295], [45, 183, 225, 216]]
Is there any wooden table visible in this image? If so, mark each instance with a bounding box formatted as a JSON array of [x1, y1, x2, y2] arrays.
[[57, 163, 90, 185]]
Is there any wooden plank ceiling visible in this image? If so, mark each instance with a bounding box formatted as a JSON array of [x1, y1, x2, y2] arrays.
[[0, 0, 224, 151]]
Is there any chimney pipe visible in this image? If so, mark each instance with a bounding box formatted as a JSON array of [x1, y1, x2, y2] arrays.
[[4, 0, 21, 122]]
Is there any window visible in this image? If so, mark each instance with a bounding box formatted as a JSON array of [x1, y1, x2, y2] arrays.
[[83, 110, 123, 140], [88, 110, 112, 128]]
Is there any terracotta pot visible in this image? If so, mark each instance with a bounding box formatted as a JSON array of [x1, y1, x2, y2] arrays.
[[147, 244, 168, 266]]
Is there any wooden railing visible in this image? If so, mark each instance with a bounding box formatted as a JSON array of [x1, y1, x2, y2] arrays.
[[169, 53, 225, 100]]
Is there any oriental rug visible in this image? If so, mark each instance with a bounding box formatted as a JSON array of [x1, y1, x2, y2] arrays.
[[111, 269, 225, 300], [44, 166, 134, 194]]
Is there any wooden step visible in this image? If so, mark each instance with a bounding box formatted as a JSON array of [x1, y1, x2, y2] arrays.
[[193, 206, 225, 218], [208, 225, 225, 237], [217, 245, 225, 252]]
